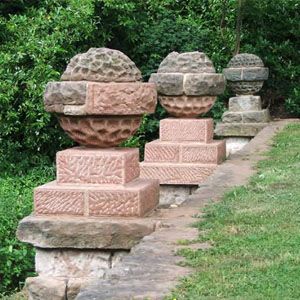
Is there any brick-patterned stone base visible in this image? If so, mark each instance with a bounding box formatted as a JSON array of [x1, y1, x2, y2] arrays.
[[34, 179, 159, 217], [140, 162, 217, 185]]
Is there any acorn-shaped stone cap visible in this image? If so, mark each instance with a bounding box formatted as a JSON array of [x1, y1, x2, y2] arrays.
[[149, 51, 225, 118], [223, 53, 268, 95]]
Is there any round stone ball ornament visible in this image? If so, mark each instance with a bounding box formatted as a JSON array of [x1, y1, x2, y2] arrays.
[[149, 51, 226, 118], [223, 53, 269, 95], [44, 48, 157, 147]]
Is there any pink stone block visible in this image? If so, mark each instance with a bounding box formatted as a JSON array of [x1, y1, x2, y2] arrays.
[[144, 140, 226, 164], [57, 147, 140, 185], [144, 141, 180, 162], [34, 179, 159, 217], [159, 118, 213, 142], [181, 140, 226, 164], [140, 162, 217, 185]]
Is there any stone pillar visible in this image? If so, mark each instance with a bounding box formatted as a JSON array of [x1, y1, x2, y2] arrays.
[[215, 53, 270, 156], [140, 52, 226, 205], [17, 48, 159, 299]]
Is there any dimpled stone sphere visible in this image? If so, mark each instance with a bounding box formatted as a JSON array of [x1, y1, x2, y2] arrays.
[[223, 53, 269, 95], [44, 48, 157, 147], [150, 51, 225, 118], [61, 48, 142, 82]]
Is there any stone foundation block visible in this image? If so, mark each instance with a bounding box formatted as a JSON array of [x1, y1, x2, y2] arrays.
[[222, 109, 270, 124], [26, 276, 66, 300], [215, 122, 268, 137], [228, 95, 262, 112], [34, 179, 159, 217], [17, 215, 156, 249], [140, 162, 217, 184], [225, 137, 251, 157], [144, 140, 226, 164], [57, 147, 139, 185], [159, 118, 213, 142], [35, 249, 110, 278], [159, 185, 197, 206]]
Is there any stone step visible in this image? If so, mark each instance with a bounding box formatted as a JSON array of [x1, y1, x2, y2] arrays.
[[222, 109, 270, 123], [159, 118, 213, 142], [214, 122, 268, 137], [34, 179, 159, 217], [56, 147, 140, 185], [144, 139, 225, 164], [17, 215, 156, 249], [140, 162, 217, 185]]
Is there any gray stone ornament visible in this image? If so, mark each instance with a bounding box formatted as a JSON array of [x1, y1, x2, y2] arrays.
[[149, 51, 226, 118], [223, 53, 269, 95]]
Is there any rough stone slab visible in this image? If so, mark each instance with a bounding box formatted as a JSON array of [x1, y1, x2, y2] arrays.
[[223, 67, 269, 81], [222, 110, 270, 123], [17, 215, 156, 249], [215, 122, 269, 137], [159, 118, 213, 142], [229, 95, 262, 112], [149, 73, 183, 95], [26, 276, 66, 300], [57, 147, 140, 185], [34, 179, 159, 217], [44, 82, 157, 116], [225, 137, 251, 157], [159, 185, 197, 206], [35, 249, 110, 278], [183, 73, 225, 96], [144, 140, 226, 164], [140, 162, 217, 184]]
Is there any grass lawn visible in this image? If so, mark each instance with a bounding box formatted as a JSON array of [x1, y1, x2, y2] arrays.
[[167, 123, 300, 300]]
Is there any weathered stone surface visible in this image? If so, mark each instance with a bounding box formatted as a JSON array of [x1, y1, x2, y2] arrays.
[[228, 95, 262, 111], [149, 73, 183, 95], [222, 110, 270, 123], [144, 140, 225, 164], [58, 115, 141, 147], [183, 74, 225, 95], [34, 179, 159, 217], [57, 148, 139, 185], [44, 82, 157, 115], [159, 118, 213, 142], [44, 81, 87, 109], [35, 249, 110, 278], [67, 278, 91, 300], [26, 276, 66, 300], [111, 251, 129, 268], [228, 81, 264, 95], [17, 215, 156, 249], [159, 185, 197, 206], [225, 137, 251, 157], [223, 67, 268, 81], [61, 48, 141, 82], [214, 122, 268, 137], [140, 162, 217, 184], [227, 53, 264, 68], [159, 95, 216, 118], [157, 51, 215, 73]]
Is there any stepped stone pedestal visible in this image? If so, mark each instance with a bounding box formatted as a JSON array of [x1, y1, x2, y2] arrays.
[[17, 48, 159, 300], [215, 54, 270, 156], [140, 51, 226, 204], [141, 118, 225, 185]]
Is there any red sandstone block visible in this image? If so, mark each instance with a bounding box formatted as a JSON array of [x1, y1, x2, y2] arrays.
[[144, 141, 180, 163], [34, 179, 159, 217], [140, 162, 217, 185], [181, 140, 226, 164], [159, 118, 213, 142], [57, 147, 140, 185], [144, 140, 226, 164]]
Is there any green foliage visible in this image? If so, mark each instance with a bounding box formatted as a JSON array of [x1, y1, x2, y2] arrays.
[[167, 123, 300, 299], [0, 165, 55, 294]]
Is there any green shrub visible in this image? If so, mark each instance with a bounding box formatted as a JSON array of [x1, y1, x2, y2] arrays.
[[0, 165, 55, 294]]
